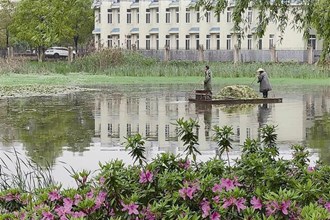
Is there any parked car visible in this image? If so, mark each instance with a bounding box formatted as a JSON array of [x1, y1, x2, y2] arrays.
[[45, 47, 76, 58]]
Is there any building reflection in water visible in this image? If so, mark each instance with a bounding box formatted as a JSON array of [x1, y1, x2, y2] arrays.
[[93, 90, 330, 162]]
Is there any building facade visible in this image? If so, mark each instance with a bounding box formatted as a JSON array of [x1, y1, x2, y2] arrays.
[[92, 0, 322, 62]]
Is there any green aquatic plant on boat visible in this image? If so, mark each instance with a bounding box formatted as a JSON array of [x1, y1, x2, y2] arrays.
[[213, 85, 259, 99]]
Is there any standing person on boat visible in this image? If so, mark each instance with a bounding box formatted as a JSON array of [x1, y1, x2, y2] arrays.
[[256, 68, 272, 98], [204, 65, 212, 93]]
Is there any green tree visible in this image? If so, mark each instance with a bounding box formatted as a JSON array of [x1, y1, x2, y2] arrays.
[[0, 0, 15, 48], [10, 0, 64, 61], [60, 0, 94, 53], [195, 0, 329, 62]]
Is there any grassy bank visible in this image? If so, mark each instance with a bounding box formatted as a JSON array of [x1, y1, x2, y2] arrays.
[[0, 74, 329, 87], [0, 50, 330, 79]]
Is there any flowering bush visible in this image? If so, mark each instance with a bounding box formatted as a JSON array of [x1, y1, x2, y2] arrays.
[[1, 123, 330, 219]]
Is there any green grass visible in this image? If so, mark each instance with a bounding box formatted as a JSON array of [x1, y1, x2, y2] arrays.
[[0, 74, 329, 87]]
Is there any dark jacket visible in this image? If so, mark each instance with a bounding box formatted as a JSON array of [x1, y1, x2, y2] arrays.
[[204, 69, 212, 91], [257, 72, 272, 92]]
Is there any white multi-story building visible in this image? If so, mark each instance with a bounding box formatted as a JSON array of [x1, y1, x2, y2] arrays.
[[92, 0, 322, 61]]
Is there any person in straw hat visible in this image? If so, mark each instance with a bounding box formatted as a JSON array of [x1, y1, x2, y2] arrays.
[[256, 68, 272, 98]]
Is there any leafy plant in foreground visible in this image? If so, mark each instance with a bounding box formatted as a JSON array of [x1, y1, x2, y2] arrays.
[[213, 125, 234, 167], [176, 118, 201, 166], [124, 133, 147, 167]]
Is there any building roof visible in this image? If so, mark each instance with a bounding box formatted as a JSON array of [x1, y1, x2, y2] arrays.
[[209, 27, 220, 34], [189, 27, 199, 34], [130, 28, 139, 34], [111, 28, 120, 35], [169, 28, 179, 34], [149, 28, 159, 34]]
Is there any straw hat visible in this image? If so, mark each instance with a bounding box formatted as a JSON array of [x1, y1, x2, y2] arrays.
[[257, 68, 264, 72]]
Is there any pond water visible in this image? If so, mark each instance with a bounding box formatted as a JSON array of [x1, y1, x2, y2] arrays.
[[0, 83, 329, 187]]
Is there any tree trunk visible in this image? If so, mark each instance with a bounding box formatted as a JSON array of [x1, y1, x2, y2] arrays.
[[74, 35, 79, 55], [6, 28, 9, 48], [37, 46, 44, 62]]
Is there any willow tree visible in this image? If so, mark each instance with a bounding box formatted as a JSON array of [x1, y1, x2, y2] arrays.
[[195, 0, 329, 62]]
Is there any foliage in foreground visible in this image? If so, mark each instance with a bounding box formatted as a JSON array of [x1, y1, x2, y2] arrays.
[[0, 121, 330, 219]]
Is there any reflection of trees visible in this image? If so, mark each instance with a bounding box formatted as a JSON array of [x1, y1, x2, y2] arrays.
[[307, 113, 330, 164], [5, 95, 94, 167]]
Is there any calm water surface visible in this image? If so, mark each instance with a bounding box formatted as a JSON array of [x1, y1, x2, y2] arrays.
[[0, 83, 329, 187]]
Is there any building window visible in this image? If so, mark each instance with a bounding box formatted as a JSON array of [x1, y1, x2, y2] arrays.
[[197, 10, 200, 23], [269, 34, 274, 49], [226, 35, 231, 50], [308, 34, 316, 49], [226, 8, 231, 22], [175, 34, 179, 50], [137, 9, 139, 23], [196, 34, 200, 50], [237, 34, 241, 49], [146, 9, 150, 23], [258, 38, 263, 50], [216, 34, 220, 50], [108, 9, 112, 23], [216, 13, 220, 22], [108, 35, 112, 48], [146, 35, 150, 50], [186, 8, 190, 23], [166, 35, 170, 48], [185, 35, 190, 50], [176, 8, 179, 23], [126, 35, 131, 49], [136, 36, 139, 49], [206, 35, 210, 50], [206, 11, 211, 22], [117, 9, 120, 23], [247, 34, 252, 50], [166, 8, 170, 23], [127, 9, 131, 23], [156, 8, 159, 23], [156, 34, 159, 50], [247, 7, 252, 23]]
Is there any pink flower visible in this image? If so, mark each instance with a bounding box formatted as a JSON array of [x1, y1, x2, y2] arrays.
[[223, 197, 236, 209], [122, 202, 139, 215], [95, 191, 107, 207], [212, 196, 220, 204], [74, 194, 82, 205], [324, 202, 330, 212], [42, 211, 54, 220], [212, 183, 222, 193], [142, 205, 156, 220], [179, 186, 198, 200], [48, 190, 61, 201], [220, 178, 235, 191], [186, 186, 198, 199], [179, 159, 191, 169], [250, 196, 263, 210], [63, 198, 73, 209], [86, 190, 94, 199], [210, 211, 221, 220], [179, 188, 187, 199], [71, 211, 86, 218], [99, 176, 106, 184], [235, 198, 246, 212], [200, 199, 211, 218], [139, 170, 153, 184], [266, 201, 279, 216], [307, 166, 315, 172], [281, 200, 291, 215]]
